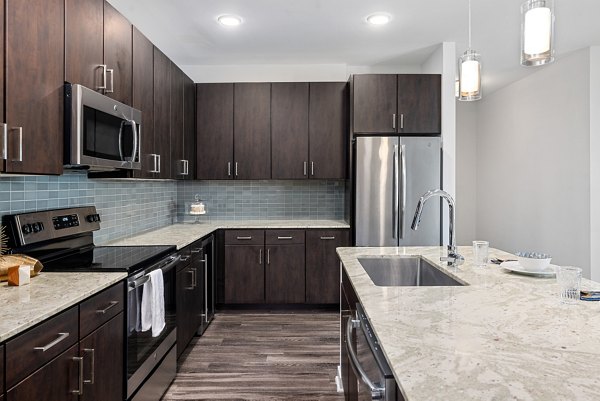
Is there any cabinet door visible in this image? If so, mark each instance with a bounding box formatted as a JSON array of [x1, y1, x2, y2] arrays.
[[306, 229, 349, 304], [65, 0, 103, 90], [196, 83, 233, 180], [183, 75, 195, 180], [5, 0, 64, 174], [266, 244, 305, 303], [103, 1, 132, 105], [132, 27, 156, 178], [309, 82, 347, 179], [352, 74, 397, 134], [234, 83, 271, 179], [397, 74, 441, 134], [80, 313, 124, 401], [7, 344, 79, 401], [176, 265, 194, 357], [153, 47, 171, 178], [170, 63, 185, 179], [271, 82, 308, 179], [224, 245, 265, 303], [0, 344, 4, 394]]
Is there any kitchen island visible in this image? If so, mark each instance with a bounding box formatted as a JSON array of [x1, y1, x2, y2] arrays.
[[338, 246, 600, 401]]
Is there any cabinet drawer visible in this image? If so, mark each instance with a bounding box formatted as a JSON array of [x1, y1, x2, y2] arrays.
[[6, 306, 78, 388], [224, 230, 264, 245], [265, 230, 305, 245], [80, 282, 124, 339]]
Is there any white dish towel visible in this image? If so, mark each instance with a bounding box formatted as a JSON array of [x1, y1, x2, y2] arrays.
[[140, 269, 166, 337]]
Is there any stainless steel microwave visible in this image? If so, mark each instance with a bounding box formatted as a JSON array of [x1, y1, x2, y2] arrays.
[[64, 83, 141, 170]]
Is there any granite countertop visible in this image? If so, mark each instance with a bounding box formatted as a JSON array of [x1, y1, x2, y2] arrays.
[[106, 219, 350, 249], [0, 271, 127, 343], [337, 246, 600, 401]]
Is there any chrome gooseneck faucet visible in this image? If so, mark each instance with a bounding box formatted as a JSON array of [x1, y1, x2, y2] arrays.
[[411, 189, 464, 267]]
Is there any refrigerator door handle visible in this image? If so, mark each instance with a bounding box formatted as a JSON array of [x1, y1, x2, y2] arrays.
[[392, 145, 399, 239], [400, 144, 407, 239]]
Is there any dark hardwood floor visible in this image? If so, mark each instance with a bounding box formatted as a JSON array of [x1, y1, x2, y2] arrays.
[[162, 311, 343, 401]]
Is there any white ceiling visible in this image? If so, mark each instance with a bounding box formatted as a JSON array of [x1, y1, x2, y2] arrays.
[[109, 0, 600, 93]]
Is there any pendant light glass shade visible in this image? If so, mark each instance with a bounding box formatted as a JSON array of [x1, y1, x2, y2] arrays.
[[458, 49, 482, 101], [521, 0, 555, 66]]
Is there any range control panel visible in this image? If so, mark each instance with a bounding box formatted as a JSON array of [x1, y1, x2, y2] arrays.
[[4, 206, 102, 247]]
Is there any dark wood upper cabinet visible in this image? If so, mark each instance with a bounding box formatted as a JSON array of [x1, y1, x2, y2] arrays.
[[353, 74, 441, 135], [153, 47, 171, 179], [234, 83, 271, 180], [4, 0, 64, 174], [309, 82, 347, 179], [305, 229, 349, 304], [271, 82, 309, 179], [170, 63, 185, 179], [265, 244, 305, 304], [183, 75, 196, 180], [397, 74, 441, 134], [196, 83, 234, 180], [103, 1, 133, 105], [132, 27, 156, 179], [65, 0, 104, 91], [352, 74, 397, 133]]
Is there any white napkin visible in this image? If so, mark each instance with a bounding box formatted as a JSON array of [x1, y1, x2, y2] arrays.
[[140, 279, 153, 332], [140, 269, 165, 336]]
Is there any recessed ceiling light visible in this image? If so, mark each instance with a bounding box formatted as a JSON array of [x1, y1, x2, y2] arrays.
[[217, 15, 242, 27], [366, 13, 392, 26]]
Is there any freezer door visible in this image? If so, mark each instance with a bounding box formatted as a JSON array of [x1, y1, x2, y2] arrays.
[[399, 136, 442, 246], [355, 136, 398, 246]]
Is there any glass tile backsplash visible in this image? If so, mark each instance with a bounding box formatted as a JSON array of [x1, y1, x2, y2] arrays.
[[0, 173, 345, 245], [177, 180, 345, 222]]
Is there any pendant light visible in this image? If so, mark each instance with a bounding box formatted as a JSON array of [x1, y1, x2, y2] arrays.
[[458, 0, 482, 101], [521, 0, 555, 66]]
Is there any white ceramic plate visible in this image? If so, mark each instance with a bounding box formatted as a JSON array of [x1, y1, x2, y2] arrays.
[[500, 261, 557, 277]]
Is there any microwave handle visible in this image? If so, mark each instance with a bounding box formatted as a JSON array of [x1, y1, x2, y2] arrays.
[[130, 120, 138, 164], [118, 121, 125, 161]]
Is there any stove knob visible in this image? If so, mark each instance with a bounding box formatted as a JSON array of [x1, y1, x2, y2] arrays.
[[22, 224, 32, 234], [38, 222, 44, 232], [95, 214, 101, 222], [32, 223, 40, 233], [86, 215, 95, 223]]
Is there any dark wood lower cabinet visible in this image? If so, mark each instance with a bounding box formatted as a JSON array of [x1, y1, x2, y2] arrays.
[[79, 313, 124, 401], [0, 344, 4, 394], [224, 245, 264, 303], [177, 260, 202, 357], [341, 268, 358, 401], [266, 244, 305, 303], [7, 344, 79, 401], [306, 229, 349, 304]]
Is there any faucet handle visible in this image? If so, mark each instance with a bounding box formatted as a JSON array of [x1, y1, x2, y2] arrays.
[[440, 252, 465, 267]]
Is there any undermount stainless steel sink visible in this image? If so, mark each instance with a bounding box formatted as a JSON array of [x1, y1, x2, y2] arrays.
[[358, 256, 465, 287]]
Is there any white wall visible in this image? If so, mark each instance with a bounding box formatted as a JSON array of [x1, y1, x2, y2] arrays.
[[475, 48, 592, 277], [455, 101, 478, 245], [590, 46, 600, 281]]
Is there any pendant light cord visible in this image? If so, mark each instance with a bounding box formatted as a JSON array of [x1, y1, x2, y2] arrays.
[[468, 0, 472, 49]]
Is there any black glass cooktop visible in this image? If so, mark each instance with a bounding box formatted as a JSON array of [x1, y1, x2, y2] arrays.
[[41, 245, 176, 275]]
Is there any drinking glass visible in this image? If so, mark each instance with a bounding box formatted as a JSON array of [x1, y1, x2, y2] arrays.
[[473, 241, 489, 267], [556, 266, 582, 304]]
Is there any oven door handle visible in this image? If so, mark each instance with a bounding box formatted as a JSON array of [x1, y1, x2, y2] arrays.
[[346, 318, 385, 400], [128, 255, 181, 291]]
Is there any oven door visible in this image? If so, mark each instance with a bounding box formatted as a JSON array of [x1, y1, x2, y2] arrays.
[[67, 83, 141, 170], [126, 255, 178, 399]]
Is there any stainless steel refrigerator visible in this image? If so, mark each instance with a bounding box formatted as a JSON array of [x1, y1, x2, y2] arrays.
[[354, 136, 442, 246]]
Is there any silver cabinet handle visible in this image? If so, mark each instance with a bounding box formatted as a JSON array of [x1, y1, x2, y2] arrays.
[[203, 256, 209, 323], [1, 123, 7, 160], [106, 68, 114, 93], [191, 248, 202, 253], [179, 160, 185, 175], [392, 144, 399, 239], [400, 144, 406, 239], [311, 161, 314, 176], [149, 154, 159, 173], [98, 64, 107, 90], [259, 248, 262, 265], [183, 160, 189, 175], [303, 161, 307, 176], [186, 268, 195, 290], [345, 318, 384, 400], [228, 162, 232, 177], [400, 113, 404, 129], [179, 255, 190, 262], [277, 236, 293, 240], [235, 162, 238, 177], [267, 249, 270, 265], [157, 154, 161, 173], [236, 236, 252, 240], [193, 267, 198, 287], [72, 356, 84, 395], [96, 301, 119, 314], [392, 113, 396, 129], [34, 332, 70, 352], [83, 348, 95, 385], [320, 236, 336, 240], [11, 127, 23, 162]]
